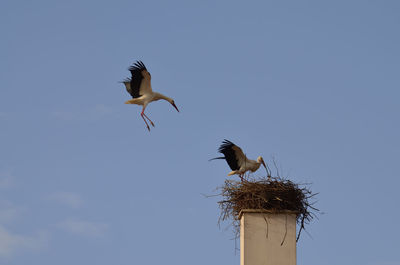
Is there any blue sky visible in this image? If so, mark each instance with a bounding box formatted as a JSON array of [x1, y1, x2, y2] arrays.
[[1, 0, 399, 264]]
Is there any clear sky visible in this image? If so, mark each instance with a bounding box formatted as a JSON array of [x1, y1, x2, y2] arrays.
[[1, 0, 399, 264]]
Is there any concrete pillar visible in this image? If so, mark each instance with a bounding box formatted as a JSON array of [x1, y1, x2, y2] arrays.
[[240, 210, 297, 265]]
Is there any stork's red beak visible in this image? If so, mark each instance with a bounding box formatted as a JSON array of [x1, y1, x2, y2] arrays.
[[262, 160, 267, 170], [172, 102, 179, 112]]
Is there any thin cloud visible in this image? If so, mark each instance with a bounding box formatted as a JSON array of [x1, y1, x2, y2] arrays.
[[48, 192, 83, 209], [0, 171, 15, 189], [57, 219, 108, 237], [0, 225, 48, 257], [0, 201, 22, 223]]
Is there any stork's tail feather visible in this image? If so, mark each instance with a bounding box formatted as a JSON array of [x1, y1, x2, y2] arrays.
[[125, 99, 136, 104], [208, 156, 225, 161]]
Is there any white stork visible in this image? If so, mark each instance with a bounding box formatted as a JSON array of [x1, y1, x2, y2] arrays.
[[210, 139, 267, 181], [122, 61, 179, 131]]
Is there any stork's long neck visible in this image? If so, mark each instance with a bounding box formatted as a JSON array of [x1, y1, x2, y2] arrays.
[[153, 92, 172, 103], [248, 160, 261, 172]]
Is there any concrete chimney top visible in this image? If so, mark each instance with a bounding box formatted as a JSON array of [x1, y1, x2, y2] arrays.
[[240, 209, 297, 265]]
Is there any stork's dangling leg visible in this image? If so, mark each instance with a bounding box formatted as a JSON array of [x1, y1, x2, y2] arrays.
[[142, 113, 155, 127], [141, 112, 151, 131], [139, 105, 153, 131], [139, 106, 150, 131], [239, 174, 244, 182]]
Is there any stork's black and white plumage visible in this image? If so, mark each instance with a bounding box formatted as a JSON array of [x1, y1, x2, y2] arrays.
[[210, 140, 267, 181], [122, 61, 179, 131]]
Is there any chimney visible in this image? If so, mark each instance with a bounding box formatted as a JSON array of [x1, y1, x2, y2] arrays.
[[240, 210, 297, 265], [216, 178, 316, 265]]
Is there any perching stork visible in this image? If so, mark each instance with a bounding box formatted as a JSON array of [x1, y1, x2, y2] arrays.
[[210, 139, 267, 181], [122, 61, 179, 131]]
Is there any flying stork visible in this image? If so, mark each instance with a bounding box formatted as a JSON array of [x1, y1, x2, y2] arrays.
[[122, 61, 179, 131], [210, 139, 267, 181]]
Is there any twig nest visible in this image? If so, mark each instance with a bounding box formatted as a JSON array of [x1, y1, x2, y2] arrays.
[[218, 176, 318, 241]]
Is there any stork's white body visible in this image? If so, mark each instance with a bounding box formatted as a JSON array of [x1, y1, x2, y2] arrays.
[[125, 91, 173, 112], [228, 157, 263, 176]]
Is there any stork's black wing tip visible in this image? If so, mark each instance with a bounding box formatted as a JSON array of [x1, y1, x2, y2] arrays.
[[217, 139, 240, 170], [209, 156, 225, 161], [129, 60, 147, 72], [221, 139, 235, 147], [119, 78, 130, 83], [218, 139, 236, 153]]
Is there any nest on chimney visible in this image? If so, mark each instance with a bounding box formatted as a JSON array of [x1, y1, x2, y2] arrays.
[[217, 176, 318, 241]]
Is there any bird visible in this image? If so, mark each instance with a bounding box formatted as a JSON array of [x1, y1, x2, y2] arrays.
[[210, 139, 267, 181], [121, 61, 179, 131]]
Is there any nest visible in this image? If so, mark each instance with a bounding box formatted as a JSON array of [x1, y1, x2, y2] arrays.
[[218, 176, 318, 241]]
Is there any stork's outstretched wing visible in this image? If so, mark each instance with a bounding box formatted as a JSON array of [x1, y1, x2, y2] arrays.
[[123, 61, 152, 98], [218, 139, 246, 170]]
